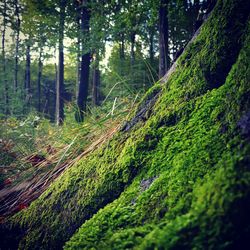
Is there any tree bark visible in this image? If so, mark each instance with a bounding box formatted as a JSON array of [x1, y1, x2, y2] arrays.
[[194, 0, 200, 15], [92, 51, 100, 106], [14, 0, 20, 92], [76, 0, 91, 122], [24, 41, 31, 111], [44, 83, 50, 116], [2, 0, 9, 116], [56, 0, 66, 125], [159, 0, 169, 78], [76, 15, 81, 99], [37, 48, 43, 113], [130, 32, 136, 66], [119, 33, 125, 77]]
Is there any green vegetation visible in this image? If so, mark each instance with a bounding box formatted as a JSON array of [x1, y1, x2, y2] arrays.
[[1, 0, 249, 249], [0, 99, 131, 213]]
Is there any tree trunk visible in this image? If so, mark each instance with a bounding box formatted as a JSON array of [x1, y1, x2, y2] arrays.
[[92, 51, 100, 106], [130, 32, 136, 66], [44, 80, 50, 116], [194, 0, 200, 15], [76, 0, 91, 122], [53, 48, 57, 121], [76, 16, 81, 99], [119, 33, 125, 77], [14, 0, 20, 92], [120, 34, 125, 60], [159, 0, 169, 78], [206, 0, 217, 13], [193, 0, 202, 33], [24, 42, 31, 111], [56, 0, 66, 125], [54, 47, 58, 87], [37, 48, 43, 113], [2, 0, 9, 116]]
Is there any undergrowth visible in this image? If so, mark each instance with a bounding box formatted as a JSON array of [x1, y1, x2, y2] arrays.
[[0, 97, 133, 214]]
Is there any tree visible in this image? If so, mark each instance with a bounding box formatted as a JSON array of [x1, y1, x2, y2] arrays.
[[159, 0, 169, 78], [92, 50, 100, 106], [76, 0, 91, 122], [13, 0, 21, 92], [24, 38, 31, 112], [55, 0, 67, 125], [37, 47, 43, 113], [22, 0, 59, 114], [1, 0, 9, 115]]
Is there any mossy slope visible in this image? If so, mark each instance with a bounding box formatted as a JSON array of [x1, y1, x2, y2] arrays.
[[1, 0, 250, 249]]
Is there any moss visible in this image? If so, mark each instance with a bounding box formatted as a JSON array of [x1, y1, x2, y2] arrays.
[[1, 0, 250, 249], [64, 1, 250, 249]]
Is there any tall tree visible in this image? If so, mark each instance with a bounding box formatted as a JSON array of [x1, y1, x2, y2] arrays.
[[159, 0, 169, 78], [24, 39, 31, 111], [56, 0, 67, 125], [13, 0, 21, 92], [1, 0, 9, 115], [92, 50, 100, 106], [75, 13, 81, 99], [76, 0, 91, 122], [37, 47, 43, 113]]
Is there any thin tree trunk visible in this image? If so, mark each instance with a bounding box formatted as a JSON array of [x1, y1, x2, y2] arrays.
[[92, 51, 100, 106], [120, 33, 125, 60], [14, 0, 20, 92], [56, 0, 66, 125], [24, 41, 31, 112], [2, 0, 9, 116], [54, 47, 57, 121], [119, 33, 125, 77], [76, 16, 81, 99], [54, 47, 57, 86], [37, 48, 43, 113], [76, 0, 91, 122], [159, 0, 169, 78], [194, 0, 200, 15], [46, 89, 50, 116], [206, 0, 217, 13], [130, 32, 136, 66]]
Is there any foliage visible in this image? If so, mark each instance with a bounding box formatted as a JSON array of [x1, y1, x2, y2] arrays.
[[0, 94, 134, 214], [102, 43, 157, 101]]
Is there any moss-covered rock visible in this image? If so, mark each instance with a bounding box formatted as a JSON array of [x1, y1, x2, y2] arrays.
[[1, 0, 250, 249]]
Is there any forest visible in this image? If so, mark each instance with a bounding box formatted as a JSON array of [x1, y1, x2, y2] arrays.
[[0, 0, 206, 123], [0, 0, 250, 249]]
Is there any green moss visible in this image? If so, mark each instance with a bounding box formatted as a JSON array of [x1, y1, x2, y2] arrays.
[[1, 0, 250, 249], [64, 1, 250, 249]]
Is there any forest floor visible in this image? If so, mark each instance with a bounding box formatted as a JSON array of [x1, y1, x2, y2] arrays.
[[0, 102, 130, 219]]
